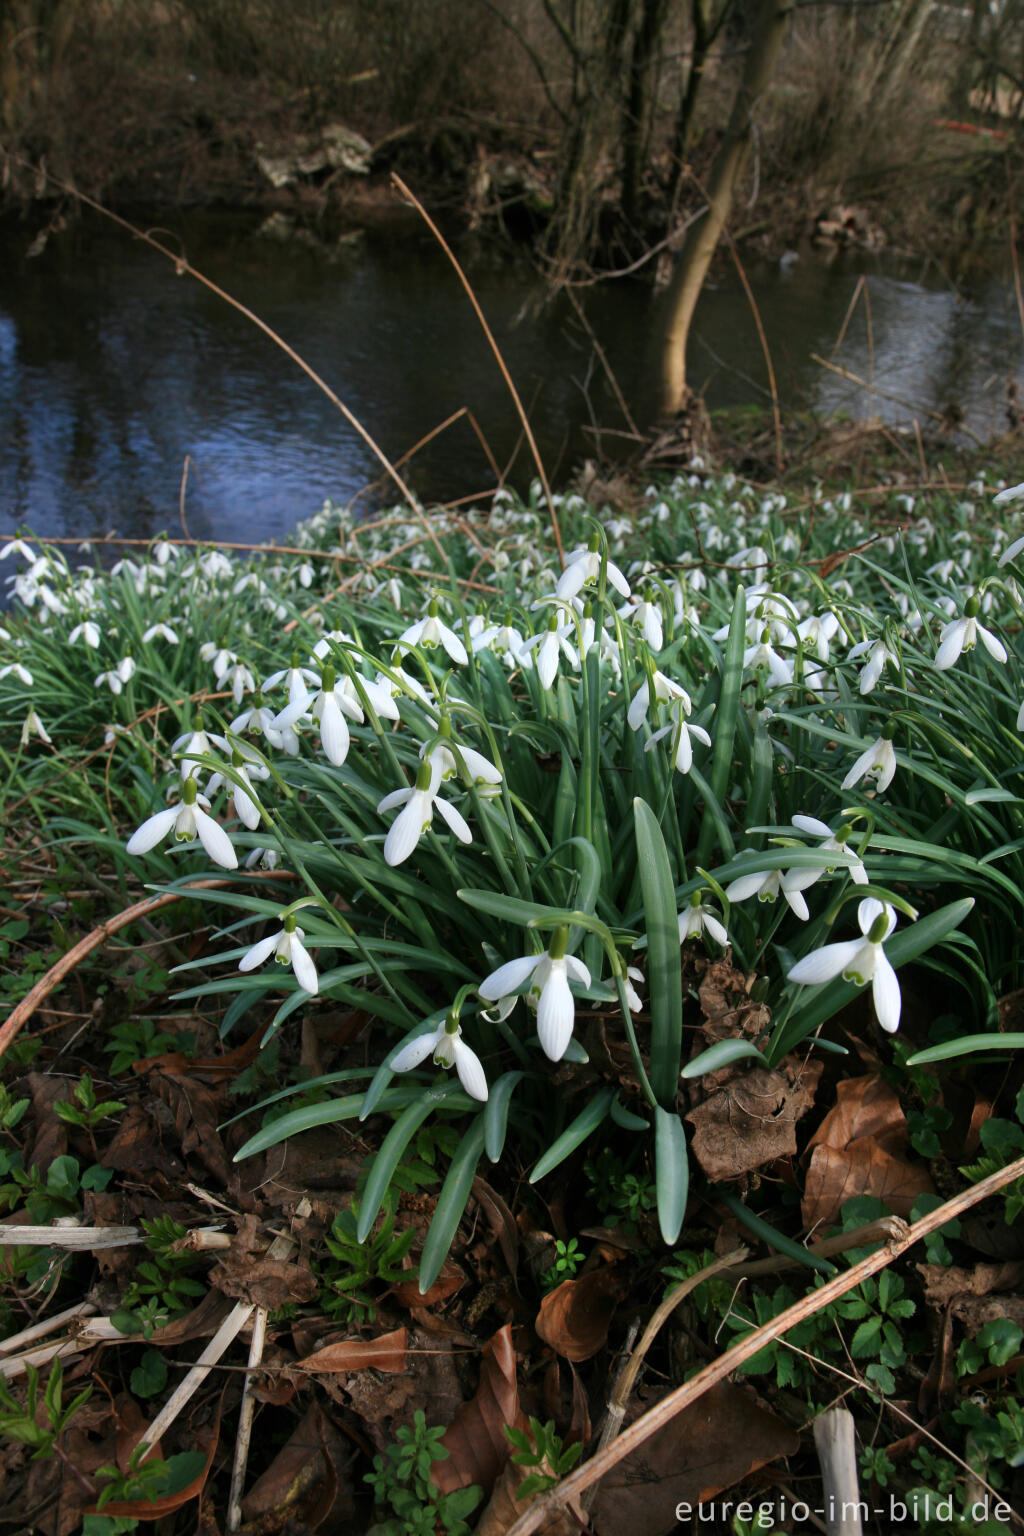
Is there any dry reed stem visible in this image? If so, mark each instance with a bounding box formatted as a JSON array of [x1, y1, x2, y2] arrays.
[[0, 872, 292, 1062], [504, 1151, 1024, 1536], [390, 173, 565, 570]]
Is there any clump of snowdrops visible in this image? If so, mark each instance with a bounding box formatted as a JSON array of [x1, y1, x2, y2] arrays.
[[5, 466, 1024, 1287]]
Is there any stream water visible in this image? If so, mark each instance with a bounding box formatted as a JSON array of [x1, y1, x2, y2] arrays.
[[1, 209, 1021, 548]]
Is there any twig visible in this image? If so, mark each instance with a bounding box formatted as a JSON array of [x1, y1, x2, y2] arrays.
[[0, 1225, 143, 1248], [390, 173, 565, 570], [0, 1302, 98, 1358], [226, 1302, 270, 1529], [504, 1151, 1024, 1535]]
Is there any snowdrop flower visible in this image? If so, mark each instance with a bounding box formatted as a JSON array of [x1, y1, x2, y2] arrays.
[[310, 629, 355, 662], [94, 657, 136, 695], [172, 718, 230, 780], [422, 721, 502, 790], [994, 480, 1024, 506], [555, 538, 630, 602], [298, 663, 364, 767], [230, 693, 286, 748], [472, 617, 529, 669], [841, 721, 898, 794], [20, 710, 51, 747], [222, 659, 257, 704], [848, 637, 898, 695], [623, 966, 644, 1013], [678, 891, 728, 947], [126, 775, 237, 869], [478, 926, 591, 1061], [377, 759, 472, 866], [790, 815, 867, 885], [743, 629, 794, 690], [391, 1014, 488, 1101], [245, 846, 280, 872], [998, 529, 1024, 568], [263, 654, 320, 709], [396, 599, 468, 666], [142, 622, 179, 645], [0, 538, 36, 563], [207, 747, 267, 831], [627, 671, 692, 731], [787, 897, 903, 1032], [934, 595, 1007, 672], [618, 594, 663, 652], [725, 859, 819, 921], [521, 613, 578, 690], [0, 662, 33, 686], [797, 611, 840, 663], [68, 621, 101, 648], [199, 643, 237, 682], [238, 914, 318, 994], [644, 698, 711, 775]]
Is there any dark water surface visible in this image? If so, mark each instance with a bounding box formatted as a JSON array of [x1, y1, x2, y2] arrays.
[[2, 209, 1021, 547]]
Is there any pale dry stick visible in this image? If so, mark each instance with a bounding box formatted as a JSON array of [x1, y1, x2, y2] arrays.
[[0, 873, 291, 1062], [0, 1335, 90, 1382], [813, 1408, 862, 1536], [178, 454, 194, 542], [390, 173, 565, 570], [0, 1301, 97, 1358], [226, 1302, 270, 1530], [138, 1235, 293, 1456], [0, 1225, 142, 1248], [716, 1216, 907, 1281], [504, 1151, 1024, 1536]]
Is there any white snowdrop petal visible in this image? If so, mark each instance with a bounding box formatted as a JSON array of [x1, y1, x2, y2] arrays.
[[537, 971, 574, 1060], [454, 1039, 488, 1101], [194, 808, 238, 870], [788, 939, 863, 986], [391, 1033, 440, 1072], [384, 797, 429, 866], [319, 696, 351, 766], [478, 954, 540, 1001], [564, 955, 591, 987], [126, 807, 179, 856], [872, 955, 902, 1032], [934, 624, 965, 672], [239, 934, 279, 972], [290, 939, 319, 995], [434, 796, 473, 844]]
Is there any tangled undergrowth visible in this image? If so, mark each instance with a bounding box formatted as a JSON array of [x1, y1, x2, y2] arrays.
[[1, 464, 1024, 1533]]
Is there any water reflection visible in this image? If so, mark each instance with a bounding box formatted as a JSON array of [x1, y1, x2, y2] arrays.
[[0, 210, 1020, 548]]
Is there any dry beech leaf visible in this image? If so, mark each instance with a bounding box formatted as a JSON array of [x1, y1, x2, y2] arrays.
[[807, 1074, 909, 1156], [917, 1261, 1024, 1310], [474, 1457, 583, 1536], [298, 1327, 409, 1374], [802, 1139, 933, 1230], [389, 1258, 466, 1309], [240, 1402, 356, 1529], [592, 1381, 799, 1536], [534, 1266, 624, 1363], [473, 1175, 520, 1274], [148, 1071, 232, 1185], [433, 1324, 523, 1495], [686, 1062, 821, 1182], [87, 1394, 224, 1520]]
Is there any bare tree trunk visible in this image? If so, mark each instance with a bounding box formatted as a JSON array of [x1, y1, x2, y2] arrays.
[[656, 0, 790, 418]]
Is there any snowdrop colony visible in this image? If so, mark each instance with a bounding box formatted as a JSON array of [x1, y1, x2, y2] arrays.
[[3, 467, 1022, 1281]]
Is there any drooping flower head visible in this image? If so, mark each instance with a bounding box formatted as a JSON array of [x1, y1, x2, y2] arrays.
[[787, 897, 904, 1032], [478, 925, 591, 1062]]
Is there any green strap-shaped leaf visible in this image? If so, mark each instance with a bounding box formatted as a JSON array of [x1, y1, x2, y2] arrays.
[[908, 1032, 1024, 1066], [530, 1087, 615, 1183], [634, 797, 682, 1106], [654, 1106, 688, 1246], [483, 1071, 525, 1162], [681, 1039, 768, 1078], [418, 1116, 487, 1294], [695, 584, 746, 870], [358, 1082, 470, 1240], [233, 1086, 415, 1161]]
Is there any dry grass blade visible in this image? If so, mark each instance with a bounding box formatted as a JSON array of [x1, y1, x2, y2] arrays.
[[504, 1151, 1024, 1536]]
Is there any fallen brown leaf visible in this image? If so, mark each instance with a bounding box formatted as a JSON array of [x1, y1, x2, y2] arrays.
[[298, 1327, 409, 1374], [434, 1324, 524, 1495], [591, 1381, 799, 1536], [686, 1062, 821, 1182], [802, 1140, 933, 1230], [917, 1261, 1024, 1309], [87, 1394, 223, 1520], [806, 1074, 909, 1156], [475, 1457, 583, 1536], [534, 1267, 624, 1363], [239, 1402, 356, 1529], [149, 1071, 232, 1185], [390, 1257, 465, 1309]]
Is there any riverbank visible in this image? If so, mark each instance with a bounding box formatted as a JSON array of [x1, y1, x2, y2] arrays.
[[1, 0, 1017, 283]]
